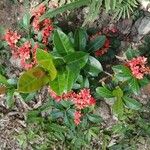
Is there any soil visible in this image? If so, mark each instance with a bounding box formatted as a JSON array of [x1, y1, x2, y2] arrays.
[[0, 1, 150, 150]]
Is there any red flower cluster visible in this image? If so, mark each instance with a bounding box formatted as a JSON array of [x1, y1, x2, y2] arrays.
[[95, 38, 110, 57], [72, 89, 96, 110], [32, 4, 53, 45], [48, 88, 96, 125], [4, 30, 38, 69], [4, 30, 21, 48], [74, 111, 82, 125], [48, 89, 75, 102], [127, 56, 149, 79], [19, 42, 38, 69], [90, 32, 110, 57]]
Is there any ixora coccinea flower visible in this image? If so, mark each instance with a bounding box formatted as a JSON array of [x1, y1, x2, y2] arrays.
[[48, 88, 96, 125], [4, 30, 21, 48], [90, 32, 110, 57], [4, 4, 54, 69], [4, 30, 39, 70], [127, 56, 150, 79], [74, 111, 82, 125], [31, 4, 53, 45]]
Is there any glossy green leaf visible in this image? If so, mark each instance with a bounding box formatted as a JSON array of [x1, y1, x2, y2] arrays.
[[96, 86, 114, 98], [36, 49, 57, 81], [63, 51, 89, 68], [84, 56, 103, 76], [6, 89, 15, 108], [87, 114, 102, 123], [112, 87, 124, 117], [87, 35, 106, 52], [105, 0, 111, 12], [40, 0, 90, 21], [65, 64, 80, 91], [22, 13, 30, 29], [49, 70, 67, 95], [49, 64, 80, 95], [112, 87, 123, 98], [18, 66, 49, 93], [129, 78, 140, 95], [0, 74, 8, 85], [112, 65, 132, 81], [123, 96, 142, 110], [113, 97, 124, 117], [74, 28, 87, 51], [125, 48, 139, 60], [53, 29, 74, 56]]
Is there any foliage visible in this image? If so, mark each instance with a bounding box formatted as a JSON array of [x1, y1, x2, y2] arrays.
[[41, 0, 139, 26], [17, 97, 102, 150], [17, 28, 105, 95], [1, 1, 150, 150]]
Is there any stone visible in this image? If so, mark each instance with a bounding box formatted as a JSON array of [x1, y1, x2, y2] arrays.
[[138, 0, 150, 12], [117, 19, 133, 35], [138, 16, 150, 35], [132, 16, 150, 42]]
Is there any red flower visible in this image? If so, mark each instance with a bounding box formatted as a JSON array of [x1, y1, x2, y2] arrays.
[[89, 32, 110, 57], [48, 88, 96, 109], [32, 5, 54, 45], [32, 4, 46, 17], [48, 88, 62, 102], [74, 111, 82, 125], [73, 89, 96, 110], [95, 38, 110, 57], [48, 88, 96, 125], [42, 23, 53, 45], [32, 17, 41, 31], [127, 56, 148, 79], [4, 30, 21, 48]]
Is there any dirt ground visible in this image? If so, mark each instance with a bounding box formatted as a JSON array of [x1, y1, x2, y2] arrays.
[[0, 0, 150, 150]]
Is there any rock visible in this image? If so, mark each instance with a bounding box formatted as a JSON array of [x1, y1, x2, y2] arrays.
[[138, 16, 150, 35], [117, 19, 133, 35], [138, 0, 150, 12], [96, 101, 111, 120], [10, 57, 22, 69], [132, 16, 150, 42]]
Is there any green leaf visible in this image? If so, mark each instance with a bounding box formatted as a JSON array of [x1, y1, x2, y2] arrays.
[[50, 64, 80, 95], [0, 74, 8, 85], [63, 51, 89, 69], [125, 48, 139, 60], [87, 35, 106, 52], [105, 0, 111, 12], [112, 87, 124, 117], [40, 0, 90, 21], [87, 114, 102, 123], [112, 65, 132, 81], [53, 29, 74, 56], [112, 87, 123, 98], [18, 67, 49, 93], [123, 96, 142, 110], [6, 89, 15, 108], [36, 49, 57, 81], [49, 70, 67, 95], [22, 13, 30, 29], [96, 86, 114, 98], [113, 97, 124, 117], [139, 77, 149, 87], [74, 28, 87, 51], [129, 78, 140, 95], [84, 56, 103, 76], [65, 64, 80, 91], [111, 0, 117, 10]]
